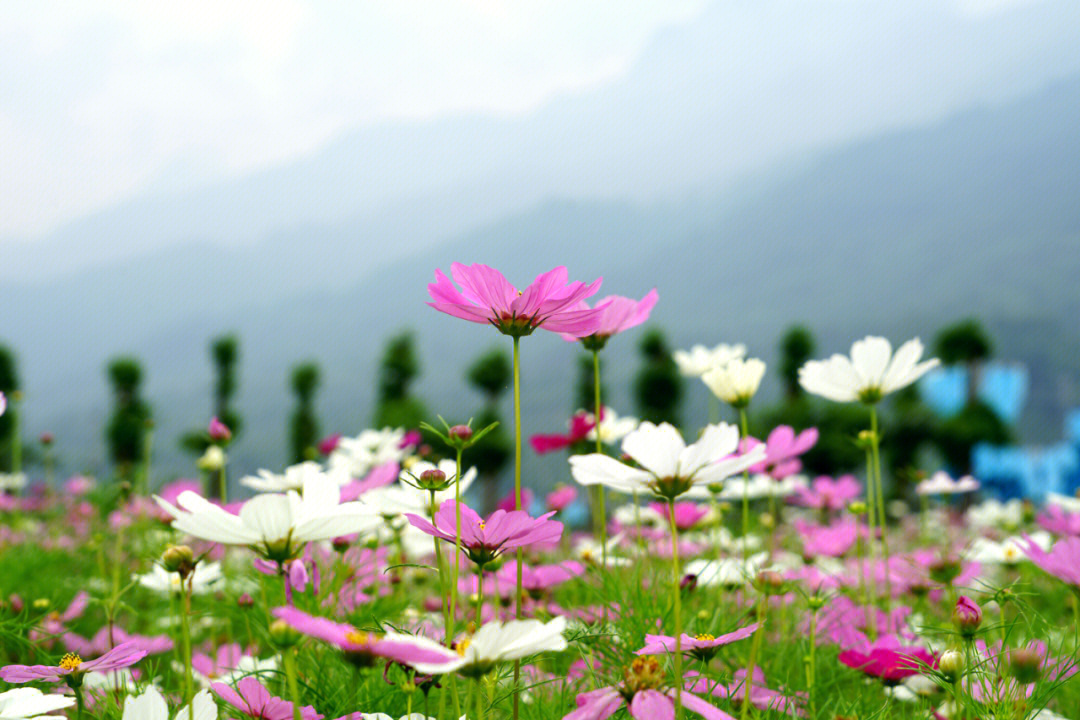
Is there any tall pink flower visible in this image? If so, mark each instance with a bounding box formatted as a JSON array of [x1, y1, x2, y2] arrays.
[[789, 475, 861, 512], [531, 411, 598, 454], [212, 676, 322, 720], [558, 289, 659, 349], [1020, 534, 1080, 586], [0, 640, 147, 684], [837, 635, 936, 682], [406, 499, 563, 566], [742, 426, 818, 480], [636, 624, 758, 661], [427, 263, 605, 337]]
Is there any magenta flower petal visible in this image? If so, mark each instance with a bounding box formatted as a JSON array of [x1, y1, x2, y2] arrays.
[[630, 689, 674, 720]]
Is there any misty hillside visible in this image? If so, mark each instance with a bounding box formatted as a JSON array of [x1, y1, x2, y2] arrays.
[[4, 74, 1079, 489]]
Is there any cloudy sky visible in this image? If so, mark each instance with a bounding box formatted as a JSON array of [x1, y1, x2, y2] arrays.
[[0, 0, 1052, 239]]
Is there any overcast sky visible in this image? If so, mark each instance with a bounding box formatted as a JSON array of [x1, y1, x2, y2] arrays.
[[0, 0, 1051, 239]]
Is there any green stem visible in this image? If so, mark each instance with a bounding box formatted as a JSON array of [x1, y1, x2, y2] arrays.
[[668, 499, 684, 719], [283, 649, 303, 720], [870, 406, 892, 612], [74, 687, 85, 720], [512, 336, 523, 720], [451, 448, 464, 636], [179, 576, 194, 706], [742, 592, 766, 720], [593, 349, 607, 568], [808, 610, 817, 719], [863, 444, 878, 639], [11, 396, 21, 476], [476, 563, 485, 626], [218, 464, 228, 504], [738, 408, 751, 559]]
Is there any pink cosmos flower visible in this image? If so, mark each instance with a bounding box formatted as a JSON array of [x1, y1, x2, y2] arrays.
[[0, 640, 148, 684], [742, 426, 818, 480], [495, 561, 585, 596], [558, 289, 659, 348], [212, 676, 322, 720], [32, 592, 89, 647], [271, 607, 460, 672], [1035, 506, 1080, 536], [64, 627, 173, 658], [546, 485, 578, 512], [636, 624, 758, 661], [192, 643, 251, 681], [497, 487, 534, 513], [837, 635, 936, 682], [1020, 534, 1080, 586], [406, 499, 562, 566], [317, 433, 342, 456], [63, 476, 95, 496], [789, 475, 861, 512], [565, 657, 734, 720], [648, 501, 710, 531], [530, 411, 597, 454], [794, 519, 858, 558], [427, 263, 605, 337], [689, 668, 807, 718]]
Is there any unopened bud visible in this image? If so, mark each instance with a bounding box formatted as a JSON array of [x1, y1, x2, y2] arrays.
[[848, 501, 867, 515], [755, 570, 787, 595], [707, 483, 724, 496], [208, 416, 232, 443], [939, 650, 965, 683], [332, 536, 351, 553], [952, 596, 982, 637], [680, 574, 697, 593], [448, 425, 473, 442], [1008, 648, 1042, 684], [269, 619, 301, 648], [237, 593, 254, 608], [162, 545, 196, 576], [197, 445, 226, 472], [39, 432, 55, 447], [759, 513, 775, 529], [417, 468, 449, 491], [32, 598, 51, 612], [807, 594, 826, 611]]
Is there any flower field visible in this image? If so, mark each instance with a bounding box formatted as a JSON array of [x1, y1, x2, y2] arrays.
[[0, 264, 1077, 720]]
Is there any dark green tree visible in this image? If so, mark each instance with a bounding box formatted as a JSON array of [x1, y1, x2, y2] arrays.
[[934, 318, 993, 406], [633, 328, 683, 426], [465, 347, 512, 512], [289, 362, 322, 463], [105, 356, 151, 479], [211, 334, 242, 436], [0, 344, 19, 472], [374, 331, 428, 431], [779, 325, 815, 401], [884, 385, 937, 494]]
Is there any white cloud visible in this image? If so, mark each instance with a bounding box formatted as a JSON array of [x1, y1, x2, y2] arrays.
[[0, 0, 706, 237]]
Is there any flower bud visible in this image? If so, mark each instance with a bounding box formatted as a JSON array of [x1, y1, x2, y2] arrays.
[[807, 594, 826, 611], [939, 650, 965, 683], [755, 570, 787, 595], [417, 468, 449, 491], [39, 432, 55, 447], [759, 513, 775, 530], [448, 425, 473, 442], [269, 619, 301, 648], [332, 536, 351, 553], [32, 598, 51, 612], [929, 555, 961, 585], [162, 545, 196, 577], [1008, 647, 1042, 684], [952, 596, 982, 637], [706, 482, 724, 496], [237, 593, 254, 608], [197, 445, 226, 471], [680, 574, 697, 593], [848, 501, 868, 515]]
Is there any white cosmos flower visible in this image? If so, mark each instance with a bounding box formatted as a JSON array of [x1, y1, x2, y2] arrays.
[[573, 533, 631, 567], [586, 408, 638, 445], [686, 554, 769, 587], [419, 617, 568, 677], [673, 343, 747, 378], [327, 428, 410, 478], [154, 474, 379, 562], [966, 498, 1024, 530], [1045, 492, 1080, 513], [718, 474, 808, 501], [240, 461, 350, 493], [188, 656, 277, 689], [122, 686, 216, 720], [965, 532, 1051, 565], [916, 471, 979, 496], [612, 503, 664, 528], [0, 473, 27, 492], [798, 336, 939, 404], [569, 422, 765, 499], [136, 562, 223, 595], [702, 357, 767, 408], [0, 687, 75, 720]]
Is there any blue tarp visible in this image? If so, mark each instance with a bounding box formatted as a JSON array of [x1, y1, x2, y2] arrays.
[[919, 363, 1028, 423]]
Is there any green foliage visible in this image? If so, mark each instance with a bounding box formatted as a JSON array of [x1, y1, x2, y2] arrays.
[[634, 328, 683, 426], [779, 325, 815, 400], [211, 334, 242, 437], [466, 347, 511, 400], [0, 344, 18, 472], [378, 331, 420, 402], [290, 362, 322, 463], [935, 400, 1012, 473], [934, 318, 994, 366], [105, 356, 151, 473]]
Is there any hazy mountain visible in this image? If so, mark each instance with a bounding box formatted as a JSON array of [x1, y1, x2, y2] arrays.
[[5, 0, 1080, 283], [2, 73, 1078, 489]]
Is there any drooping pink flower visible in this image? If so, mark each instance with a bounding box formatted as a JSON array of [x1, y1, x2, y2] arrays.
[[208, 416, 232, 443], [212, 676, 322, 720], [1020, 534, 1080, 586], [789, 475, 861, 511], [558, 289, 659, 347], [635, 624, 758, 661], [952, 596, 982, 636], [742, 426, 818, 480], [0, 640, 148, 684], [271, 607, 460, 672], [546, 484, 578, 512], [406, 499, 562, 566], [837, 635, 936, 682], [427, 263, 605, 337], [530, 411, 597, 454]]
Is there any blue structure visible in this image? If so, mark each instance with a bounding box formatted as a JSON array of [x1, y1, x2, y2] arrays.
[[919, 363, 1029, 423]]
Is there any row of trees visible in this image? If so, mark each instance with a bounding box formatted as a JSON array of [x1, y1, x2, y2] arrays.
[[0, 318, 1010, 496]]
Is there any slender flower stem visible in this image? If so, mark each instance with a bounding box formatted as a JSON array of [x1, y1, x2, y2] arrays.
[[73, 686, 85, 720], [476, 563, 485, 626], [738, 408, 751, 559], [10, 395, 20, 477], [283, 649, 303, 720], [870, 406, 892, 612], [451, 447, 465, 635], [592, 349, 607, 568], [668, 499, 684, 719], [511, 335, 523, 720], [179, 575, 194, 706], [807, 608, 817, 718], [863, 444, 878, 638], [742, 591, 767, 720]]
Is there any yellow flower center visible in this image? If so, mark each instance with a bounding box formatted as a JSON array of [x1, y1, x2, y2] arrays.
[[478, 521, 485, 530], [59, 653, 83, 671], [345, 631, 372, 646], [695, 633, 715, 642], [455, 638, 472, 656]]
